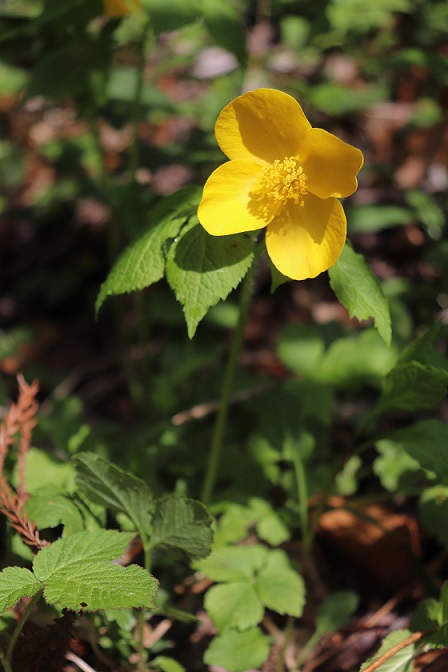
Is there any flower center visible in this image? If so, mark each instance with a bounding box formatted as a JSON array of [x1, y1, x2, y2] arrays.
[[260, 156, 308, 206]]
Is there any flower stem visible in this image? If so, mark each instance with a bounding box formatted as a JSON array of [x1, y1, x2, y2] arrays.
[[292, 446, 310, 567], [201, 260, 256, 505], [128, 19, 150, 197], [275, 449, 310, 672], [128, 19, 152, 408]]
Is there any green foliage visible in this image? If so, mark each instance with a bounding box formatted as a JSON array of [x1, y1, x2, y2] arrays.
[[383, 421, 448, 481], [1, 0, 448, 669], [326, 0, 411, 36], [25, 486, 85, 536], [33, 531, 157, 611], [198, 544, 305, 641], [96, 188, 200, 312], [151, 496, 213, 559], [201, 0, 247, 66], [359, 629, 415, 671], [0, 532, 157, 614], [0, 567, 41, 615], [316, 591, 359, 636], [204, 627, 270, 672], [73, 453, 153, 538], [329, 242, 391, 346], [166, 219, 255, 338]]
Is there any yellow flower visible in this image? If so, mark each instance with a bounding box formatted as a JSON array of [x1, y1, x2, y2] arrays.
[[102, 0, 142, 16], [198, 89, 364, 280]]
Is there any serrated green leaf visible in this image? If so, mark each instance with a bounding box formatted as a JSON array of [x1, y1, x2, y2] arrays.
[[33, 530, 132, 576], [0, 567, 41, 614], [315, 591, 359, 636], [329, 243, 391, 346], [360, 629, 414, 671], [204, 627, 270, 672], [73, 453, 153, 538], [44, 562, 156, 611], [385, 421, 448, 481], [196, 545, 268, 583], [376, 363, 448, 414], [96, 188, 200, 312], [205, 583, 263, 632], [255, 552, 305, 617], [151, 496, 213, 560], [33, 530, 157, 611], [165, 219, 254, 338], [25, 486, 85, 536]]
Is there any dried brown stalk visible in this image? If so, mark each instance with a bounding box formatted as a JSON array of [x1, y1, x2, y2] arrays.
[[0, 476, 49, 550], [0, 374, 39, 487], [0, 375, 47, 551]]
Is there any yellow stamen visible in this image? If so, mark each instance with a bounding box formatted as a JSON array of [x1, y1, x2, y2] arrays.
[[260, 156, 308, 206]]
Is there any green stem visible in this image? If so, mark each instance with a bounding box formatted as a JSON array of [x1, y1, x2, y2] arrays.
[[6, 590, 42, 666], [292, 446, 310, 568], [128, 19, 150, 194], [201, 260, 257, 505], [275, 450, 309, 672], [136, 533, 151, 672], [128, 19, 152, 408], [293, 630, 321, 672], [281, 418, 381, 670]]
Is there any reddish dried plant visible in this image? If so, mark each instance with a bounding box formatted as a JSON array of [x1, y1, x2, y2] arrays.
[[0, 374, 49, 551]]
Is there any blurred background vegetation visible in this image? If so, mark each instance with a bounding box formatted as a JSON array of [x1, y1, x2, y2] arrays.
[[0, 1, 447, 667], [0, 0, 448, 669], [0, 0, 446, 489]]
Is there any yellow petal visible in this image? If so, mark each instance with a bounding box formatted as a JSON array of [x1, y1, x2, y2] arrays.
[[265, 195, 346, 280], [215, 89, 312, 164], [198, 160, 279, 235], [301, 128, 364, 199]]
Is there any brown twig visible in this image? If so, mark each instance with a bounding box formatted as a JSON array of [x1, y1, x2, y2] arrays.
[[0, 375, 46, 551], [361, 629, 437, 672], [0, 476, 49, 550], [0, 374, 39, 489]]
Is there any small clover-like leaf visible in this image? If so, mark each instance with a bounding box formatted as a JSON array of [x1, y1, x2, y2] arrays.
[[204, 627, 270, 672], [254, 551, 305, 617], [196, 545, 268, 583], [205, 583, 263, 632]]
